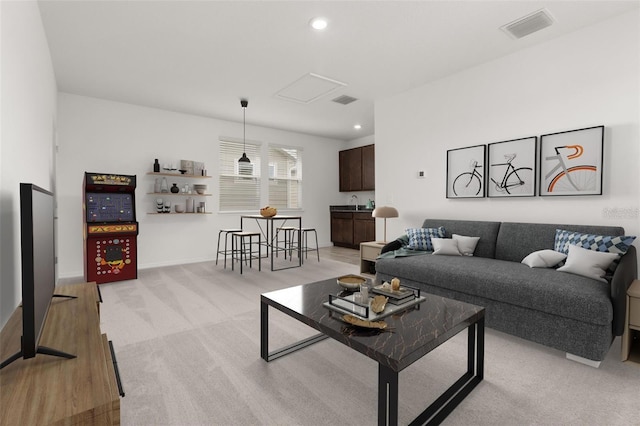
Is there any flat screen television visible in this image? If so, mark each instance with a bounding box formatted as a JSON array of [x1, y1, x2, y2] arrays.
[[0, 183, 76, 369]]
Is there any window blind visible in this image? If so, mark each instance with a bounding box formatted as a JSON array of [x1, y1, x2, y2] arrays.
[[268, 146, 302, 209], [218, 139, 261, 211]]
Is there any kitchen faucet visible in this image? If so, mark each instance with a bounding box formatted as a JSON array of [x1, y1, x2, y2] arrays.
[[351, 194, 359, 210]]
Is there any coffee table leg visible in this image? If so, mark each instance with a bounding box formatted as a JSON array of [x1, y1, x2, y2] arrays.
[[378, 364, 399, 426], [260, 298, 328, 362], [260, 300, 269, 361]]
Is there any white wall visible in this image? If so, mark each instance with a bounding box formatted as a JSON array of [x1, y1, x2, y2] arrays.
[[375, 11, 639, 255], [0, 2, 58, 327], [56, 94, 344, 278]]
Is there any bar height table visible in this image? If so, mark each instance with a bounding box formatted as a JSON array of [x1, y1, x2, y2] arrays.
[[240, 214, 302, 271]]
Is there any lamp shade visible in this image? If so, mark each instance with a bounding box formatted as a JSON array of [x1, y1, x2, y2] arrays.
[[372, 206, 398, 219]]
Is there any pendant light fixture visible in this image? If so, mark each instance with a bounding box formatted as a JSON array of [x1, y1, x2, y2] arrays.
[[238, 99, 250, 164]]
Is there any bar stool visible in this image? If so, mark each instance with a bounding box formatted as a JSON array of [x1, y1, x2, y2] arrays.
[[216, 228, 243, 268], [275, 226, 298, 259], [289, 228, 320, 263], [231, 231, 261, 274]]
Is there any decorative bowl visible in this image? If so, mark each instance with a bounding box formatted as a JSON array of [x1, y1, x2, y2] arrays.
[[336, 274, 367, 290], [174, 205, 185, 213], [260, 206, 277, 217], [195, 189, 206, 194]]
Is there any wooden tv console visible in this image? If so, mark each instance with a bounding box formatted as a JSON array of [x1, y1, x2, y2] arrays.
[[0, 282, 121, 425]]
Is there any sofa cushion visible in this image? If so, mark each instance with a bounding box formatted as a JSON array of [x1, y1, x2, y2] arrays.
[[521, 249, 567, 268], [554, 228, 636, 273], [406, 227, 444, 251], [557, 244, 619, 282], [453, 234, 480, 256], [432, 238, 462, 256], [375, 255, 613, 326], [495, 222, 625, 263], [421, 219, 500, 259]]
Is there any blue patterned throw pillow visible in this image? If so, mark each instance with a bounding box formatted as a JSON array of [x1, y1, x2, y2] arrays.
[[406, 227, 445, 251], [554, 229, 636, 273]]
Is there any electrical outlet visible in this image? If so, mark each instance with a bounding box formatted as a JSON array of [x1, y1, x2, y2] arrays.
[[418, 171, 425, 178]]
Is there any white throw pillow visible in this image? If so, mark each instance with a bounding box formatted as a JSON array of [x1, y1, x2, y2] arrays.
[[432, 238, 462, 256], [556, 244, 619, 282], [452, 234, 480, 256], [521, 249, 567, 268]]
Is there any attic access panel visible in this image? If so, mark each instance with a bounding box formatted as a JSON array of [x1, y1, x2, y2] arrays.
[[275, 73, 347, 104]]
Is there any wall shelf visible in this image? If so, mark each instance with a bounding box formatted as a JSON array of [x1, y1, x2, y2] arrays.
[[147, 168, 210, 214], [147, 192, 211, 196], [147, 212, 212, 215], [147, 172, 211, 178]]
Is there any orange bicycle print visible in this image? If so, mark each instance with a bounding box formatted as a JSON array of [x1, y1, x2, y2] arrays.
[[544, 144, 597, 192]]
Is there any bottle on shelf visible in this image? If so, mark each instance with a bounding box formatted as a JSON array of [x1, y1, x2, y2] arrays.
[[161, 177, 169, 193], [153, 158, 160, 173], [170, 183, 179, 193], [154, 178, 161, 193]]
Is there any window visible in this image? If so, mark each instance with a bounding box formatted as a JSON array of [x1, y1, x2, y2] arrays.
[[218, 139, 261, 211], [268, 146, 302, 209]]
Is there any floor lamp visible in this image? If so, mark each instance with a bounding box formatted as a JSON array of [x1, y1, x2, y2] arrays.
[[372, 206, 399, 243]]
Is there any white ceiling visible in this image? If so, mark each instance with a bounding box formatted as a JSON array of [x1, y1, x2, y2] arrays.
[[38, 1, 639, 141]]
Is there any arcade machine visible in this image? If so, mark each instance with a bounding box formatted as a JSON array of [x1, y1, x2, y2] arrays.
[[83, 172, 138, 284]]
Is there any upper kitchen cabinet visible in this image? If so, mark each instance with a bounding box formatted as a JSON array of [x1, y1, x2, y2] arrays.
[[339, 144, 375, 192], [361, 144, 375, 190]]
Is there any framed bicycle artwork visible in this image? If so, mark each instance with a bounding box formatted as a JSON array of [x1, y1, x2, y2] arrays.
[[487, 136, 537, 197], [539, 126, 604, 196], [446, 144, 486, 198]]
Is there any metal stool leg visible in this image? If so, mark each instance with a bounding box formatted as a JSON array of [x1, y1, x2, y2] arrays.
[[224, 231, 233, 269], [313, 229, 319, 261], [216, 230, 224, 265]]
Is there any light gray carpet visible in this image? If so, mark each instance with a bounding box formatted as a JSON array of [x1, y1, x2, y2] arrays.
[[97, 258, 640, 425]]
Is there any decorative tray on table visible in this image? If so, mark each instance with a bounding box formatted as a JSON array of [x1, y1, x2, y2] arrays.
[[323, 291, 425, 322], [372, 282, 421, 305]]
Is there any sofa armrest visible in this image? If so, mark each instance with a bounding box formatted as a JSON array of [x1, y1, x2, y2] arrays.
[[611, 245, 637, 336]]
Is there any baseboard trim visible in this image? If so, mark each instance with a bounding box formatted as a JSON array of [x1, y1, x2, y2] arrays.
[[566, 353, 601, 368]]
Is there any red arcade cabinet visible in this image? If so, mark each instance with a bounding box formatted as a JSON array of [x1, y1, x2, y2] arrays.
[[83, 172, 138, 284]]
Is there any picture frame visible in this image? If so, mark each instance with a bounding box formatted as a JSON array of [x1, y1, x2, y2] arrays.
[[446, 145, 486, 198], [487, 136, 537, 197], [539, 126, 604, 196]]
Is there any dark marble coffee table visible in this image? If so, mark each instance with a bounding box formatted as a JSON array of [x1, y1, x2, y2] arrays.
[[260, 278, 485, 426]]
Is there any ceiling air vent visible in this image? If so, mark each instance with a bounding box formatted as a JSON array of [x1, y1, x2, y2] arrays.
[[331, 95, 358, 105], [501, 9, 554, 40]]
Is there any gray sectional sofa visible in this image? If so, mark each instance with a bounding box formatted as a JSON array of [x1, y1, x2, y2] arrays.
[[375, 219, 637, 364]]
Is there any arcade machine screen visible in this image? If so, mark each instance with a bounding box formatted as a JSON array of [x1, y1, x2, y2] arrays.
[[86, 193, 134, 223]]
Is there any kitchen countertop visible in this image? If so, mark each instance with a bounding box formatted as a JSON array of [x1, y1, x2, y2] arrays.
[[330, 205, 374, 213]]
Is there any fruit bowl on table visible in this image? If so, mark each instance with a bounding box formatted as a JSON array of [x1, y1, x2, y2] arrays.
[[336, 274, 367, 291], [260, 206, 277, 217]]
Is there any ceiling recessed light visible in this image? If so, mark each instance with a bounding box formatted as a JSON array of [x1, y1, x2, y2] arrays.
[[310, 17, 328, 30], [354, 124, 362, 130]]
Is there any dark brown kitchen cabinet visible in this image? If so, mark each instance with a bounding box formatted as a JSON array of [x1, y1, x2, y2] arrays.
[[331, 211, 375, 249], [353, 212, 375, 245], [339, 144, 374, 192], [331, 212, 354, 247], [361, 144, 375, 190]]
